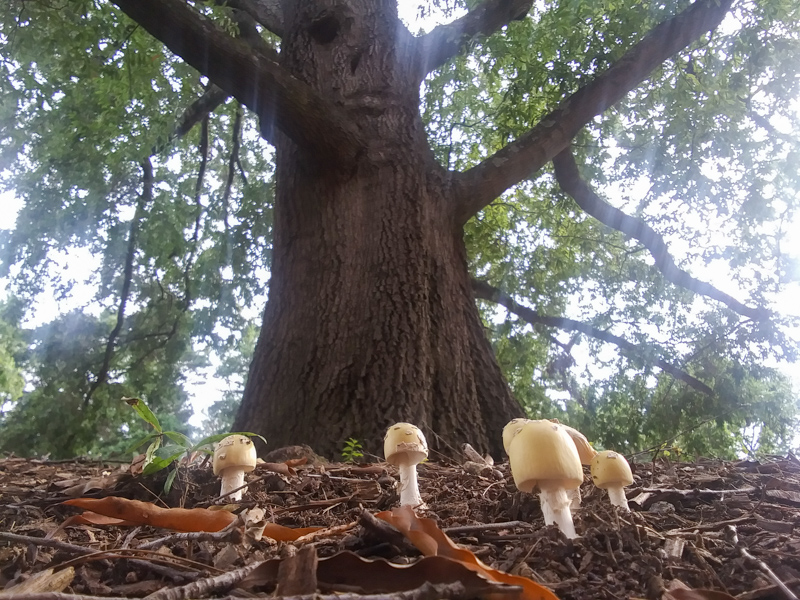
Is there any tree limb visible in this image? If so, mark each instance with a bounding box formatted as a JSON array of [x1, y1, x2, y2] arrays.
[[223, 0, 283, 38], [552, 148, 769, 321], [110, 0, 364, 165], [84, 159, 153, 407], [471, 278, 715, 396], [454, 0, 733, 224], [412, 0, 533, 79], [152, 85, 229, 156]]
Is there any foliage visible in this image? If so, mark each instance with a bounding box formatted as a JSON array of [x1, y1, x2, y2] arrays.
[[341, 438, 364, 463], [0, 298, 25, 404], [0, 0, 798, 458], [124, 396, 263, 493]]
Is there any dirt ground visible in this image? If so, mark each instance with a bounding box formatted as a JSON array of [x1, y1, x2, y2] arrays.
[[1, 446, 799, 600]]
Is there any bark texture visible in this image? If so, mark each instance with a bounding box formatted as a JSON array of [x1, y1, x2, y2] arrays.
[[234, 0, 523, 458]]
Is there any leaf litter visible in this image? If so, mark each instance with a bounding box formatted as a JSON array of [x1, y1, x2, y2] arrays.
[[0, 449, 799, 600]]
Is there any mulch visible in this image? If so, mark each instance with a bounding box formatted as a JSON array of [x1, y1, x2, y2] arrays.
[[1, 447, 799, 600]]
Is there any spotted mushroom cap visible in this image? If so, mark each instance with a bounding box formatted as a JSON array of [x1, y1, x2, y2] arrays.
[[383, 422, 428, 467], [502, 418, 530, 454], [590, 450, 633, 489], [212, 434, 258, 475]]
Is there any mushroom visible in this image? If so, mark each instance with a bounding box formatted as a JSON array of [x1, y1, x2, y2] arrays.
[[384, 422, 428, 507], [213, 434, 258, 501], [591, 450, 634, 511], [502, 418, 529, 454], [558, 422, 597, 465], [507, 419, 583, 539], [554, 421, 597, 511]]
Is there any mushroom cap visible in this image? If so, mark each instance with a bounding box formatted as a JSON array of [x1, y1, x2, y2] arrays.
[[384, 422, 428, 467], [508, 419, 583, 493], [590, 450, 633, 489], [502, 418, 529, 454], [559, 423, 597, 465], [213, 434, 258, 475]]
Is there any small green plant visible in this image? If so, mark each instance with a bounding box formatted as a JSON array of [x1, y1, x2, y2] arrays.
[[124, 397, 264, 493], [341, 437, 364, 463]]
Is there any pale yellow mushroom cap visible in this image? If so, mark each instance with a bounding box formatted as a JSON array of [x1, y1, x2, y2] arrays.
[[590, 450, 633, 489], [559, 423, 598, 465], [384, 422, 428, 467], [502, 418, 529, 454], [213, 434, 258, 476], [508, 419, 583, 494]]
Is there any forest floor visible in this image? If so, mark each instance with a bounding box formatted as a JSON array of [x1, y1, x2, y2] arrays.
[[1, 446, 799, 600]]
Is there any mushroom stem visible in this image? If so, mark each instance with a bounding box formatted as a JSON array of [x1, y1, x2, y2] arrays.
[[219, 469, 246, 501], [569, 487, 581, 513], [398, 464, 423, 507], [540, 488, 578, 539], [606, 485, 630, 511]]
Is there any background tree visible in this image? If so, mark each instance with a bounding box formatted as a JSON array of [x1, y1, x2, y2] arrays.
[[0, 0, 798, 459]]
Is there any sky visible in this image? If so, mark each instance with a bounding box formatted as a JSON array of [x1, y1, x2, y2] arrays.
[[1, 2, 799, 433]]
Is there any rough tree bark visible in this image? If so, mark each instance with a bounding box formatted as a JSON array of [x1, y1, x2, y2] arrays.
[[111, 0, 735, 458], [234, 1, 524, 457]]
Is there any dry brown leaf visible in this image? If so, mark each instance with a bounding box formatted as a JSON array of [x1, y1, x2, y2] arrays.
[[258, 462, 296, 476], [240, 550, 521, 596], [60, 512, 138, 527], [62, 497, 238, 532], [51, 473, 121, 495], [0, 567, 74, 595], [261, 523, 323, 541], [377, 507, 560, 600]]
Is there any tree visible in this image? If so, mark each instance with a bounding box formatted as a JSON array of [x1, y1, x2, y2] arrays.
[[1, 0, 798, 458]]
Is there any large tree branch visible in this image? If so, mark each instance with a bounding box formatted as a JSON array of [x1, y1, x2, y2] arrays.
[[454, 0, 733, 224], [552, 149, 770, 321], [111, 0, 364, 165], [471, 279, 715, 397], [412, 0, 533, 79], [224, 0, 283, 38]]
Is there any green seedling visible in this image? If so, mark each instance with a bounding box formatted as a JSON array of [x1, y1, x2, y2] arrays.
[[123, 397, 264, 493], [341, 437, 364, 463]]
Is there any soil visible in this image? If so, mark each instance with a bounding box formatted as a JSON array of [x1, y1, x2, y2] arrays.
[[1, 447, 799, 600]]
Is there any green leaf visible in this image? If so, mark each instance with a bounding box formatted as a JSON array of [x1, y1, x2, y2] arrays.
[[124, 397, 162, 433]]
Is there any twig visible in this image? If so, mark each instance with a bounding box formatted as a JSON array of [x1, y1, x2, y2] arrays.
[[725, 526, 798, 600], [138, 525, 243, 550], [0, 532, 95, 556], [143, 560, 264, 600], [443, 521, 534, 534]]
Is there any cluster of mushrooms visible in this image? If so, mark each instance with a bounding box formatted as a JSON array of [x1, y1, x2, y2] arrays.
[[502, 418, 634, 539], [209, 419, 633, 540], [380, 420, 633, 540]]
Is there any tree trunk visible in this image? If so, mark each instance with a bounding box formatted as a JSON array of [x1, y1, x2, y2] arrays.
[[234, 0, 523, 458]]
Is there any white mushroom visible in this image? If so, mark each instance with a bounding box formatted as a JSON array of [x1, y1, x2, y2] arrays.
[[384, 422, 428, 507], [213, 434, 258, 501], [591, 450, 634, 511], [507, 419, 583, 539]]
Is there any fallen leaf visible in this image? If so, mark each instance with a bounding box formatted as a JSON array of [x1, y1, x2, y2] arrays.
[[259, 462, 296, 476], [240, 550, 521, 596], [60, 512, 138, 527], [62, 497, 237, 532], [377, 506, 560, 600], [261, 523, 324, 541]]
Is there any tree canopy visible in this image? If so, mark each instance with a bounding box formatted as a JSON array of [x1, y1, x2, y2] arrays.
[[0, 0, 798, 459]]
